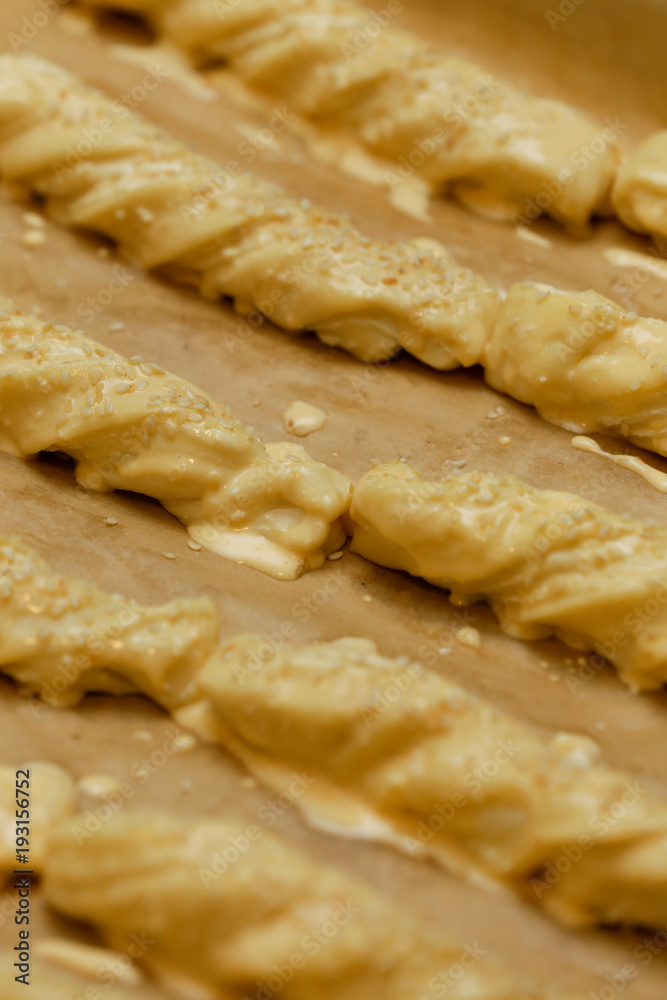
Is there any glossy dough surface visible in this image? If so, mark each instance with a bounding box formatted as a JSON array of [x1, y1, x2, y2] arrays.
[[614, 131, 667, 241], [42, 810, 545, 1000], [76, 0, 620, 225], [0, 53, 499, 371], [484, 282, 667, 457], [0, 299, 351, 579], [0, 537, 218, 708], [184, 634, 667, 930], [350, 462, 667, 691]]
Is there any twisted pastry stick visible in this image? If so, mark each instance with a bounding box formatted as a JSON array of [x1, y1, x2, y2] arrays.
[[43, 810, 570, 999], [0, 536, 219, 708], [484, 282, 667, 458], [181, 635, 667, 931], [0, 299, 351, 579], [76, 0, 620, 226], [0, 54, 498, 371], [0, 762, 76, 875], [349, 462, 667, 692], [613, 131, 667, 242]]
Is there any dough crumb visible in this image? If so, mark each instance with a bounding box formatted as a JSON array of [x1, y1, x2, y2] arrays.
[[78, 773, 122, 798], [171, 733, 197, 753], [22, 211, 44, 229], [282, 400, 327, 437], [22, 229, 45, 247], [455, 627, 481, 649]]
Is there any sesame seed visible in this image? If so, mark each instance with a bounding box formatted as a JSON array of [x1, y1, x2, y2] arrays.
[[105, 517, 118, 526], [162, 552, 176, 560], [187, 540, 202, 551]]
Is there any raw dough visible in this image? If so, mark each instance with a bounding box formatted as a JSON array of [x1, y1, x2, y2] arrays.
[[0, 54, 499, 371], [179, 634, 667, 930], [0, 536, 218, 708], [42, 810, 568, 999], [0, 298, 351, 580], [0, 762, 76, 875], [75, 0, 620, 226], [4, 538, 667, 931], [484, 282, 667, 457], [613, 131, 667, 242], [350, 462, 667, 691], [0, 945, 156, 999]]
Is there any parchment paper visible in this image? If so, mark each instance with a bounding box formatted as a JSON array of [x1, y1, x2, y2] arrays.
[[1, 1, 667, 995]]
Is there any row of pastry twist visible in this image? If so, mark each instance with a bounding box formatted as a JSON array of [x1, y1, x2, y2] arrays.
[[3, 294, 667, 689], [1, 54, 667, 682], [73, 0, 667, 245], [0, 43, 665, 999], [0, 54, 666, 460], [1, 539, 666, 991], [0, 758, 574, 1000]]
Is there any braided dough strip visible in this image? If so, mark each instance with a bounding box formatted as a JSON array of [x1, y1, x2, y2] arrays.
[[0, 536, 219, 708], [613, 131, 667, 242], [182, 635, 667, 931], [484, 282, 667, 457], [3, 538, 667, 934], [0, 300, 352, 580], [42, 810, 568, 999], [75, 0, 620, 226], [350, 462, 667, 691], [0, 54, 499, 371]]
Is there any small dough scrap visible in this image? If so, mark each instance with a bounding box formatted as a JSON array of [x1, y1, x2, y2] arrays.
[[0, 762, 76, 874], [484, 282, 667, 456], [75, 0, 619, 226], [0, 53, 499, 371], [42, 810, 563, 999], [0, 298, 352, 580], [350, 462, 667, 692], [0, 537, 219, 708], [613, 131, 667, 241], [188, 635, 667, 930], [282, 400, 327, 436]]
